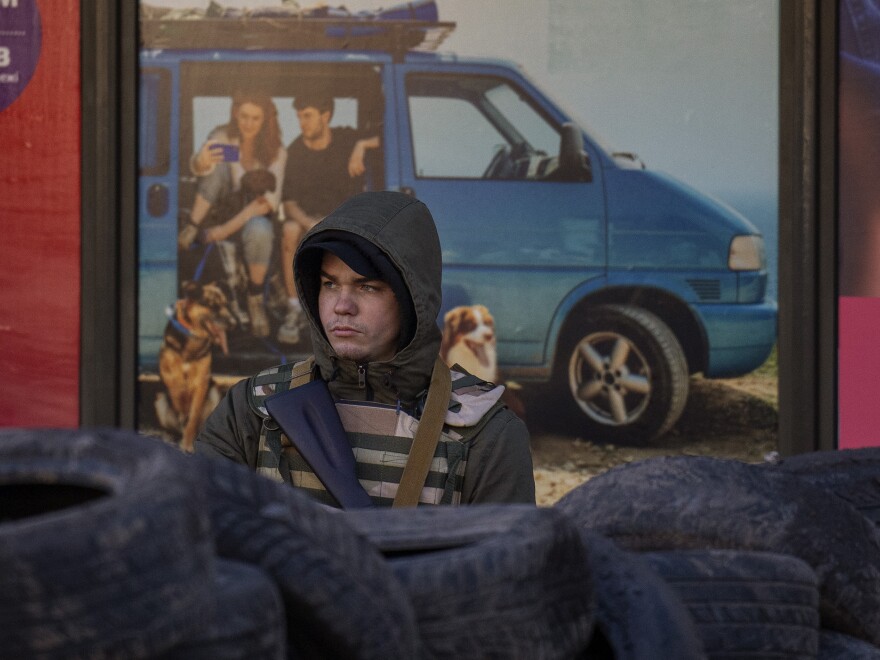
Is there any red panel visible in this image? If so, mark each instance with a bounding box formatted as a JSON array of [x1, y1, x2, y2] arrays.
[[838, 296, 880, 449], [0, 0, 81, 426]]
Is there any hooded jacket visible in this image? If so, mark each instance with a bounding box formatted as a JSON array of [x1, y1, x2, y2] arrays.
[[294, 191, 442, 409], [195, 191, 535, 505]]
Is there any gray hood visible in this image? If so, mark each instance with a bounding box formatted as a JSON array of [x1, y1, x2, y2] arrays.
[[294, 191, 442, 406]]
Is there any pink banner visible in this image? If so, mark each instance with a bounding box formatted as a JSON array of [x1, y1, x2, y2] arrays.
[[838, 297, 880, 448]]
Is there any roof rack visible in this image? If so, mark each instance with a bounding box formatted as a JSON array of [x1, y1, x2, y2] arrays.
[[140, 16, 456, 54]]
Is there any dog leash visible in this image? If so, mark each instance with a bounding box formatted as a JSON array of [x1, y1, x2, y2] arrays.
[[165, 242, 216, 329], [191, 241, 215, 283]]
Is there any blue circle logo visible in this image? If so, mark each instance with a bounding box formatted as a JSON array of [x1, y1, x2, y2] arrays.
[[0, 0, 42, 112]]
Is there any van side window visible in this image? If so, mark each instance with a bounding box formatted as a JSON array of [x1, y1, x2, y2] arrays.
[[140, 68, 170, 176], [406, 74, 561, 181]]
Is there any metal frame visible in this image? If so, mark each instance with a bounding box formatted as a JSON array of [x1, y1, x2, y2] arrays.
[[80, 0, 138, 427], [777, 0, 837, 454], [80, 1, 836, 451]]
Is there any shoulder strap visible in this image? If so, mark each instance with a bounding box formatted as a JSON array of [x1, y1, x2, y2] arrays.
[[290, 355, 316, 388], [393, 357, 452, 508]]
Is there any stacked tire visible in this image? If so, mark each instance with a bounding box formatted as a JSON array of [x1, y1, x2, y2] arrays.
[[0, 429, 597, 658], [556, 453, 880, 657], [6, 428, 880, 658], [0, 428, 221, 658], [0, 428, 418, 659], [344, 505, 597, 658]]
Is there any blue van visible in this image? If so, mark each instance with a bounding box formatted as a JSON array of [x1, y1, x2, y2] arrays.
[[138, 8, 775, 443]]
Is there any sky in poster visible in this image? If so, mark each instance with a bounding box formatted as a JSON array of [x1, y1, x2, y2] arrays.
[[145, 0, 780, 291]]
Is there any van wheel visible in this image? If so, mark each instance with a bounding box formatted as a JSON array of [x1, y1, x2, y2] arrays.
[[557, 304, 688, 443]]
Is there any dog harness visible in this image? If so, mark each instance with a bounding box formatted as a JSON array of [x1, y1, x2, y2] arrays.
[[162, 300, 213, 360], [247, 357, 506, 507]]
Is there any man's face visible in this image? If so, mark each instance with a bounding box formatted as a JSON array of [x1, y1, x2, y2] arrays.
[[318, 252, 401, 364], [296, 106, 331, 142]]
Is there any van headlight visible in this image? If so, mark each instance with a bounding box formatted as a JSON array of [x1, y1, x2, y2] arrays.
[[728, 235, 765, 271]]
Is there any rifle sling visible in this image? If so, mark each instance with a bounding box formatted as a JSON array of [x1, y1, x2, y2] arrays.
[[393, 358, 452, 508]]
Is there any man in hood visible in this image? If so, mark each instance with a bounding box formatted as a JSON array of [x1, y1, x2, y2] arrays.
[[196, 191, 535, 506]]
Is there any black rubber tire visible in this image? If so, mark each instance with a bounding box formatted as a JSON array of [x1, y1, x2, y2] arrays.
[[555, 455, 880, 646], [819, 630, 880, 659], [553, 304, 689, 444], [162, 559, 286, 659], [0, 427, 215, 658], [345, 505, 595, 659], [642, 549, 820, 658], [189, 454, 421, 659], [577, 531, 705, 660], [771, 447, 880, 526]]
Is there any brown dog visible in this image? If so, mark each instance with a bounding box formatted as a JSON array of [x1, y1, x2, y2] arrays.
[[155, 281, 234, 451], [440, 304, 498, 383]]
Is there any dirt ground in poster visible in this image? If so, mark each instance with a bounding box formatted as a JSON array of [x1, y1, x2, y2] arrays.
[[530, 357, 778, 505]]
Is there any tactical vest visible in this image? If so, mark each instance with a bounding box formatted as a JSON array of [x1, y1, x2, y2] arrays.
[[247, 357, 505, 507]]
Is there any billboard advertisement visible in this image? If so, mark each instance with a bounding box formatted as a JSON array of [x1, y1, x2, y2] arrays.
[[137, 1, 779, 491]]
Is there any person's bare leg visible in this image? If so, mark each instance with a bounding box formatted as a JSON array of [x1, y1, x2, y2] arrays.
[[247, 263, 267, 287], [190, 193, 212, 225], [179, 193, 214, 250]]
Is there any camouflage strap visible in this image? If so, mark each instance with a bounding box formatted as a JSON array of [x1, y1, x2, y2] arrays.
[[254, 356, 317, 483], [289, 355, 316, 388], [393, 357, 452, 508]]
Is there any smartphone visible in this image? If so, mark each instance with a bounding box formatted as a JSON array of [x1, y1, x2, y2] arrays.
[[216, 144, 240, 162]]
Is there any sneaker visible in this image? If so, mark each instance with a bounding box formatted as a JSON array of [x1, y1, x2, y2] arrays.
[[276, 307, 302, 344], [247, 293, 270, 338]]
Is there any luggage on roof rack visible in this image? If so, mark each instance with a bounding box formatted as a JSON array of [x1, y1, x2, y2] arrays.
[[140, 0, 455, 53]]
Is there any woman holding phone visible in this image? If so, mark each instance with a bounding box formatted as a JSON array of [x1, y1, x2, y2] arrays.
[[180, 91, 287, 338]]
